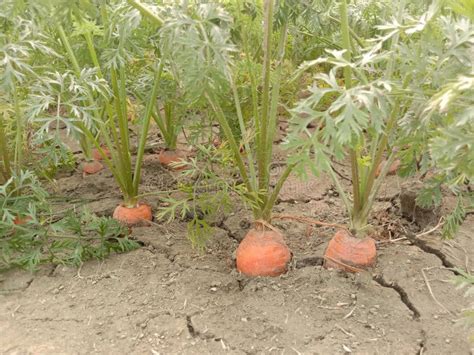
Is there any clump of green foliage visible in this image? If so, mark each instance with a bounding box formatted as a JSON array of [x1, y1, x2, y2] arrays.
[[404, 2, 474, 238], [156, 144, 235, 249], [0, 1, 145, 271], [1, 171, 139, 271], [0, 5, 74, 184], [288, 0, 473, 236], [130, 0, 304, 249]]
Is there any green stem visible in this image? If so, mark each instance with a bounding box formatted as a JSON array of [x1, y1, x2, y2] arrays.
[[340, 0, 362, 228], [205, 92, 255, 213], [99, 1, 110, 48], [148, 96, 176, 150], [83, 30, 104, 78], [110, 68, 133, 197], [297, 26, 342, 49], [0, 111, 11, 181], [82, 30, 120, 168], [100, 1, 109, 25], [132, 62, 163, 196], [362, 106, 400, 203], [151, 105, 168, 143], [386, 0, 405, 80], [235, 1, 259, 137], [230, 77, 257, 191], [78, 122, 127, 194], [77, 20, 118, 164], [328, 15, 366, 48], [359, 1, 407, 208], [325, 159, 353, 216], [257, 0, 274, 199], [265, 23, 288, 167], [249, 65, 259, 135], [362, 74, 411, 208], [164, 102, 178, 150], [127, 0, 164, 26], [359, 151, 397, 227], [99, 98, 125, 181], [261, 163, 296, 221], [79, 135, 92, 160], [123, 195, 138, 208], [12, 80, 23, 176], [340, 0, 353, 90], [57, 25, 81, 75], [57, 24, 94, 159]]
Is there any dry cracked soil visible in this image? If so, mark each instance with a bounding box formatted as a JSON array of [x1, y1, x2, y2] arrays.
[[1, 152, 473, 355]]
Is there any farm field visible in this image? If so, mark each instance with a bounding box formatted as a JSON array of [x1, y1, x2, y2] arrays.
[[1, 156, 473, 353], [1, 0, 473, 354]]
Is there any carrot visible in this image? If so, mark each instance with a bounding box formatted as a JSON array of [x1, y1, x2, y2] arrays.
[[324, 230, 376, 272], [13, 216, 32, 225], [158, 149, 186, 170], [236, 228, 291, 277], [82, 160, 104, 175], [212, 137, 222, 148], [375, 159, 401, 177], [91, 146, 111, 161], [113, 202, 152, 226]]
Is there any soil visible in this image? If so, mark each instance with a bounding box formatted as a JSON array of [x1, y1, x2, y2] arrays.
[[1, 147, 474, 354]]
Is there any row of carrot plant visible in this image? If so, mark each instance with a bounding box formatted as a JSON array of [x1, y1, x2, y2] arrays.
[[0, 0, 472, 276]]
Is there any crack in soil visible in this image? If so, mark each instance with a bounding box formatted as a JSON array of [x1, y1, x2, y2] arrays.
[[186, 315, 215, 340], [25, 278, 34, 289], [215, 219, 241, 243], [277, 197, 312, 204], [1, 277, 35, 294], [48, 265, 58, 277], [417, 329, 427, 354], [30, 317, 84, 323], [237, 278, 247, 291], [276, 188, 330, 205], [375, 195, 398, 202], [186, 315, 198, 337], [404, 233, 458, 274], [372, 274, 421, 319]]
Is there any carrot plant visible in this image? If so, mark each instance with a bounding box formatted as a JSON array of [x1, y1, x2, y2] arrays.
[[151, 75, 181, 151], [289, 0, 398, 238], [126, 2, 183, 154], [130, 0, 302, 276], [134, 61, 187, 170], [423, 73, 474, 237], [27, 2, 167, 223], [0, 5, 139, 269], [139, 0, 296, 220], [0, 5, 70, 184], [30, 0, 107, 163], [90, 3, 163, 213], [288, 1, 467, 238], [0, 20, 33, 182], [412, 2, 474, 238]]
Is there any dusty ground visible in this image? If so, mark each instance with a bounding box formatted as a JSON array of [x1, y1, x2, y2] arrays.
[[1, 150, 474, 354]]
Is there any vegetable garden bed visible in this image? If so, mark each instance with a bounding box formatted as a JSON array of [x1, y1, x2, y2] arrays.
[[1, 156, 473, 353], [1, 0, 473, 353]]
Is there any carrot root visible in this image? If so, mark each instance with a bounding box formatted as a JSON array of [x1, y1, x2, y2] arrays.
[[236, 228, 291, 277], [113, 202, 152, 226]]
